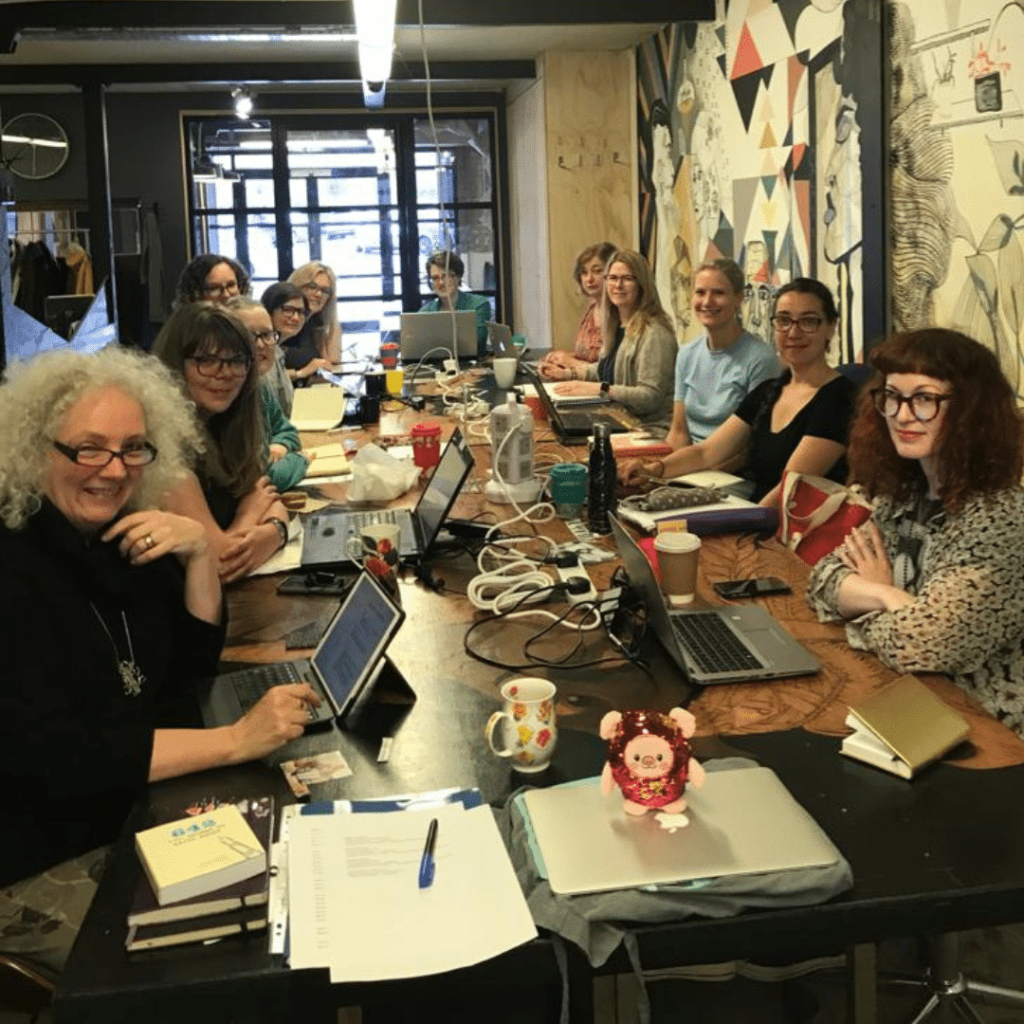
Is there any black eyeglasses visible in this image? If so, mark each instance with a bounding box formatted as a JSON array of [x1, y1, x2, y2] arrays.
[[252, 329, 281, 346], [770, 314, 824, 333], [277, 305, 307, 320], [872, 388, 953, 423], [202, 281, 239, 298], [53, 440, 158, 468], [187, 354, 251, 377]]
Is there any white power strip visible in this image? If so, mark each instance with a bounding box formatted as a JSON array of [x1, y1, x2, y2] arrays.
[[554, 555, 598, 606]]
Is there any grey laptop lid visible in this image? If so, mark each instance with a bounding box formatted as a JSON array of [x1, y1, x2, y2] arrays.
[[521, 364, 627, 440], [608, 514, 818, 685], [199, 571, 404, 728], [400, 311, 477, 360], [487, 321, 515, 357], [522, 769, 841, 896]]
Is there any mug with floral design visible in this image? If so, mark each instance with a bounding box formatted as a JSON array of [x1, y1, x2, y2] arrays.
[[484, 677, 558, 773], [361, 523, 400, 602]]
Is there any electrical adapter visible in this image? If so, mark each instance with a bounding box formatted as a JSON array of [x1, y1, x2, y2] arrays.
[[554, 553, 598, 606]]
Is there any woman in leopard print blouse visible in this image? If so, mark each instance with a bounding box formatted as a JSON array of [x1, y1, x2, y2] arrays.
[[807, 328, 1024, 735]]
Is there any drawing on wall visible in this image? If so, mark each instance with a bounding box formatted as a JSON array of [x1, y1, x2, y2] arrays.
[[895, 0, 1024, 392], [637, 0, 871, 359]]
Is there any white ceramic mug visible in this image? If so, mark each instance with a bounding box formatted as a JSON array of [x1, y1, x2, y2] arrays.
[[484, 678, 558, 773], [493, 357, 518, 389]]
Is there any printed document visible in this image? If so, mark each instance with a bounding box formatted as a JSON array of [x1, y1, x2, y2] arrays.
[[287, 803, 536, 980]]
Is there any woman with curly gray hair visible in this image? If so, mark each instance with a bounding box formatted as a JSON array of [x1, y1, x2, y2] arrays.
[[0, 346, 320, 974]]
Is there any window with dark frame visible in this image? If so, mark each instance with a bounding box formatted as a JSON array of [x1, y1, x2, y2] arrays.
[[185, 111, 500, 362]]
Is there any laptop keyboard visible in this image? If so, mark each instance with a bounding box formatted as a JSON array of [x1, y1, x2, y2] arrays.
[[227, 662, 318, 720], [346, 509, 400, 530], [671, 612, 764, 675]]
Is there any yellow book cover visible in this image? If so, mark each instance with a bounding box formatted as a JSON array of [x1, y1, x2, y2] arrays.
[[135, 804, 266, 906]]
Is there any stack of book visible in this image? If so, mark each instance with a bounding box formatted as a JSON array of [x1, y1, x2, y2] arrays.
[[126, 797, 274, 952]]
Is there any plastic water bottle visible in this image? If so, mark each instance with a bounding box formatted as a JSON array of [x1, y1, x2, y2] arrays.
[[587, 422, 617, 534]]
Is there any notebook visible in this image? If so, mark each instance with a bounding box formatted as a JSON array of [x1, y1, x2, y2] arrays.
[[400, 311, 478, 361], [608, 514, 819, 686], [521, 364, 629, 441], [521, 768, 841, 895], [300, 428, 475, 568], [198, 571, 403, 729], [290, 385, 357, 431]]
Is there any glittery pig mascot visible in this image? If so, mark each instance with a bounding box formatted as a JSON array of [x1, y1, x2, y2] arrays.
[[600, 708, 706, 816]]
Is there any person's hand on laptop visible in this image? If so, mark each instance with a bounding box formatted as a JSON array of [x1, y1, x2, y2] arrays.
[[228, 683, 322, 760], [539, 351, 581, 381]]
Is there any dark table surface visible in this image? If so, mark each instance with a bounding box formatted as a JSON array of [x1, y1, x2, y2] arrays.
[[50, 476, 1024, 1023]]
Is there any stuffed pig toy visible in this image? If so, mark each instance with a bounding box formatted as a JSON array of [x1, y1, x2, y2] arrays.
[[600, 707, 706, 815]]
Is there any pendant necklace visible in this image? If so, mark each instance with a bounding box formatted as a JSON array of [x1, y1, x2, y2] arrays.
[[90, 603, 146, 696]]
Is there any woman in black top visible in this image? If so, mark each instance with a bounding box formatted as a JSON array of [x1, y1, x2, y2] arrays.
[[621, 278, 857, 507]]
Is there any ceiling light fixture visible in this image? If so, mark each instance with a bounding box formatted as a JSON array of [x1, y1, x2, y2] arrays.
[[231, 86, 255, 119], [353, 0, 396, 108]]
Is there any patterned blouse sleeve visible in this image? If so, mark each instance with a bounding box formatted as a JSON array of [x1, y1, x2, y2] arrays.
[[833, 494, 1024, 677]]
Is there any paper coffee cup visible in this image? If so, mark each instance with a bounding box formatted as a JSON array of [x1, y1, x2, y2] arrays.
[[654, 532, 701, 606], [493, 358, 518, 389]]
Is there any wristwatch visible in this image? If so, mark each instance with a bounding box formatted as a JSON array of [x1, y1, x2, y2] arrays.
[[267, 517, 289, 550], [600, 381, 611, 395]]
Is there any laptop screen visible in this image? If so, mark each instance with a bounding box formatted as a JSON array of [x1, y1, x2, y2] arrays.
[[311, 572, 404, 716], [413, 428, 475, 553]]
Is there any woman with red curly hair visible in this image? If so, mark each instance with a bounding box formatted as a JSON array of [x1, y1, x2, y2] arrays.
[[807, 328, 1024, 734]]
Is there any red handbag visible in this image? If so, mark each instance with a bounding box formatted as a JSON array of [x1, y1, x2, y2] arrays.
[[777, 471, 872, 565]]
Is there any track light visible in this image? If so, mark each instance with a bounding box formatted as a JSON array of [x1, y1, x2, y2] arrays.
[[231, 86, 255, 120], [353, 0, 396, 108]]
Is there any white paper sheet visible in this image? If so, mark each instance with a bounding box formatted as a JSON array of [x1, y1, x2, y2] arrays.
[[287, 804, 536, 981]]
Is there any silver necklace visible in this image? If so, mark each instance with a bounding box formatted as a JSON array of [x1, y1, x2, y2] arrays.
[[90, 603, 145, 697]]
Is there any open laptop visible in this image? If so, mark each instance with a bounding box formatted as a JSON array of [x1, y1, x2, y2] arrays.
[[609, 514, 819, 685], [198, 571, 404, 729], [522, 768, 840, 895], [400, 311, 478, 361], [521, 364, 629, 441], [301, 427, 475, 568], [487, 321, 515, 357]]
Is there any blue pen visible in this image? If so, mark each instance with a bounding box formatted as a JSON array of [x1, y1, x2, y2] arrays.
[[418, 817, 439, 889]]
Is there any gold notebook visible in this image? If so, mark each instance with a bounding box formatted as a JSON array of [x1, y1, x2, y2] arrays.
[[842, 674, 969, 779], [302, 442, 351, 479]]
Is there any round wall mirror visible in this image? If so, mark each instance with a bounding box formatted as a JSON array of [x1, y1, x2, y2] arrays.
[[1, 113, 69, 180]]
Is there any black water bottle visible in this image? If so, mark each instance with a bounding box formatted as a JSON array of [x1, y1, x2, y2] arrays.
[[587, 423, 617, 534]]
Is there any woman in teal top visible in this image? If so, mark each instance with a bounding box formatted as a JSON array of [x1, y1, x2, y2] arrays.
[[419, 250, 492, 358]]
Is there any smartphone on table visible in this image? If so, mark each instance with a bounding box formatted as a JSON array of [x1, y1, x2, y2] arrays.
[[712, 577, 792, 600]]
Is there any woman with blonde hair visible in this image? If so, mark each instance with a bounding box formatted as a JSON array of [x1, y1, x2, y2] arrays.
[[0, 346, 318, 972], [540, 240, 618, 380], [553, 248, 677, 431], [667, 256, 779, 447], [286, 261, 342, 375]]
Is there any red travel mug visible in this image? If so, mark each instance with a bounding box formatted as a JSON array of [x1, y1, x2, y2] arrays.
[[411, 421, 442, 474]]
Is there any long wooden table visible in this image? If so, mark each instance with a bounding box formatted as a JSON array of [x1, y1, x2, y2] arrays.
[[53, 382, 1024, 1024]]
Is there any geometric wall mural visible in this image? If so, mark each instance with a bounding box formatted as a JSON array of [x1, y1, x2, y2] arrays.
[[637, 0, 875, 364]]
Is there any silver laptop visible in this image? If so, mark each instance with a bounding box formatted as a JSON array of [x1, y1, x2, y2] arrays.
[[487, 321, 515, 357], [301, 428, 475, 567], [198, 571, 404, 729], [522, 769, 841, 895], [400, 311, 478, 361], [608, 514, 819, 685]]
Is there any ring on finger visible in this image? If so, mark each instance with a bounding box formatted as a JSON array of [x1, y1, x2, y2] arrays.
[[144, 534, 155, 550]]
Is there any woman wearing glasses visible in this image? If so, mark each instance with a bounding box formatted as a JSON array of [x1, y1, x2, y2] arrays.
[[260, 282, 309, 412], [285, 262, 342, 375], [154, 303, 292, 581], [226, 296, 310, 493], [807, 329, 1024, 733], [620, 278, 856, 506], [552, 249, 677, 431], [0, 347, 318, 972], [419, 250, 492, 359], [173, 253, 250, 308]]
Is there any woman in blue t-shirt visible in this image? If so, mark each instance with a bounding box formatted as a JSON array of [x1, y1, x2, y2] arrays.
[[620, 278, 857, 509]]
